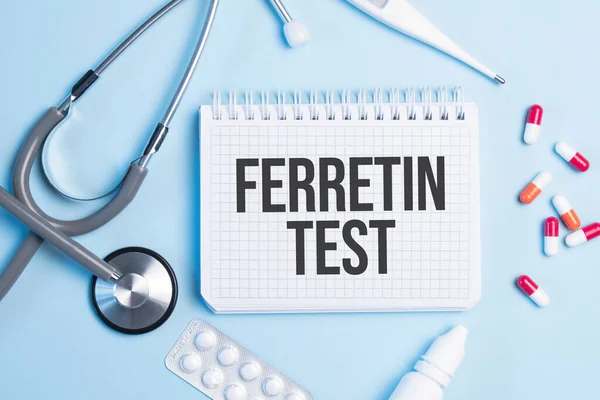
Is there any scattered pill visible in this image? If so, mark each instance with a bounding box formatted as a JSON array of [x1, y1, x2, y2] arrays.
[[552, 195, 581, 230], [520, 171, 551, 204], [240, 362, 261, 381], [180, 354, 201, 373], [195, 330, 217, 351], [544, 217, 559, 256], [202, 368, 225, 389], [523, 104, 543, 144], [217, 347, 239, 366], [224, 384, 247, 400], [555, 141, 590, 172], [517, 275, 550, 307], [565, 222, 600, 247], [263, 377, 284, 396]]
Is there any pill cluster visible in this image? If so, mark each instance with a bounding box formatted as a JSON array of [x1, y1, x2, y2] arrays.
[[517, 104, 598, 307], [166, 319, 312, 400]]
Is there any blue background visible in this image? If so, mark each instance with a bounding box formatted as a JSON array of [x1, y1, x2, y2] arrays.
[[0, 0, 598, 399]]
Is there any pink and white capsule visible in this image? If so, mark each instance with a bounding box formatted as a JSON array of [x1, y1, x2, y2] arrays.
[[555, 141, 590, 172], [517, 275, 550, 307], [565, 223, 600, 247], [523, 105, 543, 144], [544, 217, 559, 256]]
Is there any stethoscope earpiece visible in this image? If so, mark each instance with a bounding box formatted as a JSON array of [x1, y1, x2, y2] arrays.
[[268, 0, 310, 48]]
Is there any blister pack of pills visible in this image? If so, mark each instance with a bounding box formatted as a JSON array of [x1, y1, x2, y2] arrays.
[[165, 319, 312, 400]]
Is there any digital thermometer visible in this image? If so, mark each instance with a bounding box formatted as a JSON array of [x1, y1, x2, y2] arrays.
[[346, 0, 505, 83]]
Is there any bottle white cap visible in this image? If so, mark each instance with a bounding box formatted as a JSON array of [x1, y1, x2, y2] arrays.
[[416, 325, 468, 387]]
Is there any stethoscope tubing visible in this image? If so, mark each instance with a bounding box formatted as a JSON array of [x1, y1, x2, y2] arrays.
[[0, 187, 119, 282], [0, 0, 219, 302]]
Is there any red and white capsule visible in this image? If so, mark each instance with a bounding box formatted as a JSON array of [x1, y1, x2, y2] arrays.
[[555, 142, 590, 172], [523, 104, 543, 144], [565, 222, 600, 247], [544, 217, 559, 256], [517, 275, 550, 307]]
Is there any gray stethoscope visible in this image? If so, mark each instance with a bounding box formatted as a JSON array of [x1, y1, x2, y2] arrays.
[[0, 0, 218, 334]]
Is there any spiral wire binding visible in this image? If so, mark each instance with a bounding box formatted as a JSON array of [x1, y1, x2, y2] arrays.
[[228, 90, 238, 120], [245, 90, 254, 120], [341, 89, 351, 120], [326, 89, 335, 120], [293, 89, 303, 120], [406, 87, 416, 120], [358, 88, 368, 120], [276, 89, 286, 120], [212, 90, 222, 120], [260, 90, 270, 120], [422, 87, 433, 120], [390, 88, 401, 120], [211, 88, 467, 122], [453, 86, 465, 120], [374, 88, 384, 120], [309, 90, 319, 120], [438, 86, 449, 120]]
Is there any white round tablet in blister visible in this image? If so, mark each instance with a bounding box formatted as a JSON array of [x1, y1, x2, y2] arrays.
[[224, 384, 246, 400], [179, 354, 201, 373], [195, 330, 216, 351], [262, 377, 283, 396], [217, 347, 239, 366], [202, 369, 225, 389], [239, 362, 261, 381], [285, 394, 305, 400]]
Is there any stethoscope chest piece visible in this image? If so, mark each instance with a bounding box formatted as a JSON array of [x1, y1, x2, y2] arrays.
[[91, 247, 178, 334]]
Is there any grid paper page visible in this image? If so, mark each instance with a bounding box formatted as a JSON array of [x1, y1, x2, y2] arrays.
[[200, 103, 480, 313]]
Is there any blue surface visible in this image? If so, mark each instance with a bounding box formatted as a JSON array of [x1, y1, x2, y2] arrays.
[[0, 0, 599, 399]]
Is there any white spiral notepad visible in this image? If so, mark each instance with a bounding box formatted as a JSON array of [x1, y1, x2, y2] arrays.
[[200, 88, 481, 313]]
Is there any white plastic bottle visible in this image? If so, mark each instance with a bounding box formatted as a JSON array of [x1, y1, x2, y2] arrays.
[[388, 325, 468, 400]]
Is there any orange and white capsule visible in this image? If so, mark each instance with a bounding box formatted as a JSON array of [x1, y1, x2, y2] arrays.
[[517, 275, 550, 307], [520, 172, 552, 204], [552, 195, 581, 230]]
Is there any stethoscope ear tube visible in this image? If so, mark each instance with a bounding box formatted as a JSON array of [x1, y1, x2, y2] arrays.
[[12, 108, 149, 236]]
